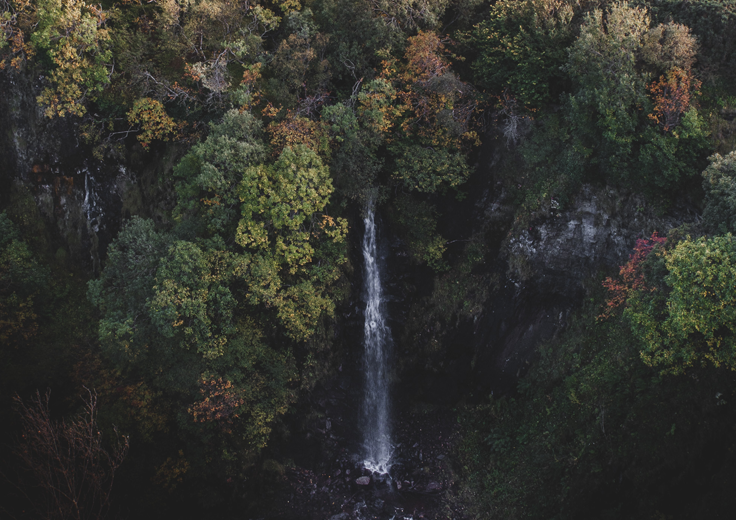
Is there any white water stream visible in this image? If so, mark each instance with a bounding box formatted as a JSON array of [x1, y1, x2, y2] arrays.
[[362, 205, 392, 474]]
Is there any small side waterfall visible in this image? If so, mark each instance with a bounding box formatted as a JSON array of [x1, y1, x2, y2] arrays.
[[362, 205, 392, 474]]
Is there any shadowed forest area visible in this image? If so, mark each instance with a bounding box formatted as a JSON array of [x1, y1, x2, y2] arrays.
[[2, 0, 736, 518]]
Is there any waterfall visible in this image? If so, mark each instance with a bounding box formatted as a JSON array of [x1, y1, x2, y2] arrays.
[[362, 205, 392, 474]]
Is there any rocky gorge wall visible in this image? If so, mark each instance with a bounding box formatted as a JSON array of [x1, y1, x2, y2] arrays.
[[473, 182, 698, 395], [386, 146, 700, 402], [0, 70, 179, 274]]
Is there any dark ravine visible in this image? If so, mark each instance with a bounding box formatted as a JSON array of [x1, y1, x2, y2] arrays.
[[0, 64, 702, 520], [252, 175, 700, 518]]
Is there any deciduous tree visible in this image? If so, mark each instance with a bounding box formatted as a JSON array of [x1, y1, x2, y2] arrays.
[[13, 388, 128, 520], [33, 0, 113, 117], [627, 234, 736, 373], [702, 151, 736, 234]]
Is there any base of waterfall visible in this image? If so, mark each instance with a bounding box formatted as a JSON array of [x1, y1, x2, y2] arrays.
[[362, 451, 393, 476], [264, 405, 463, 519]]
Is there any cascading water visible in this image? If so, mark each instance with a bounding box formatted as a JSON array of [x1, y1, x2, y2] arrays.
[[362, 204, 392, 475]]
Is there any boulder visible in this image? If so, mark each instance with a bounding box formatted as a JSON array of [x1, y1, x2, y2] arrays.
[[426, 481, 442, 492]]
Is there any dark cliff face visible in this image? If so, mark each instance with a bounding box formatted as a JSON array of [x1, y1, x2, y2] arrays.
[[383, 139, 699, 401], [0, 70, 180, 273], [472, 184, 696, 396]]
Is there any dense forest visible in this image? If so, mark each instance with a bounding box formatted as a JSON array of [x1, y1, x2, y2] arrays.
[[1, 0, 736, 518]]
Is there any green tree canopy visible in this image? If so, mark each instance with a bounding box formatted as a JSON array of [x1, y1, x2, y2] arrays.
[[391, 143, 470, 193], [471, 0, 575, 109], [236, 144, 347, 341], [702, 151, 736, 235], [32, 0, 113, 117], [89, 109, 347, 472], [173, 109, 268, 235], [628, 234, 736, 373], [563, 1, 707, 187]]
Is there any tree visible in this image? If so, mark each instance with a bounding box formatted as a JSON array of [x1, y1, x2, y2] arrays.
[[0, 0, 35, 70], [13, 389, 128, 520], [321, 98, 385, 205], [381, 30, 479, 194], [126, 97, 178, 148], [564, 1, 652, 179], [171, 111, 347, 342], [627, 234, 736, 373], [600, 232, 666, 320], [647, 67, 700, 132], [702, 151, 736, 235], [264, 9, 331, 109], [173, 109, 268, 235], [91, 109, 347, 476], [189, 322, 296, 452], [236, 144, 348, 341], [88, 217, 297, 471], [392, 193, 448, 271], [33, 0, 113, 117], [633, 0, 736, 93], [0, 212, 47, 350], [471, 0, 575, 109], [397, 30, 478, 150], [391, 143, 469, 193], [88, 217, 172, 368], [366, 0, 450, 30], [148, 241, 239, 360], [563, 1, 707, 187], [267, 108, 329, 157]]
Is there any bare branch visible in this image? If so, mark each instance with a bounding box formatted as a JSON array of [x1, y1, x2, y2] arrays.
[[13, 389, 129, 520]]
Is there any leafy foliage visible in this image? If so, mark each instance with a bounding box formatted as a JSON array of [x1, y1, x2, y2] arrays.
[[267, 110, 329, 157], [600, 232, 666, 319], [321, 98, 384, 205], [89, 106, 347, 482], [636, 0, 736, 92], [0, 211, 47, 349], [392, 194, 448, 271], [0, 0, 35, 70], [5, 0, 736, 515], [628, 234, 736, 373], [396, 30, 479, 149], [88, 216, 298, 472], [366, 0, 450, 30], [470, 0, 575, 109], [264, 9, 330, 109], [33, 0, 112, 117], [563, 2, 707, 188], [235, 144, 348, 341], [88, 217, 173, 367], [391, 143, 470, 193], [461, 287, 736, 519], [126, 97, 178, 147], [564, 2, 653, 181], [647, 67, 701, 132], [702, 151, 736, 234], [173, 109, 268, 234]]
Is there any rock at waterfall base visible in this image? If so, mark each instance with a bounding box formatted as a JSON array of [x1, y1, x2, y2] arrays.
[[426, 481, 442, 492]]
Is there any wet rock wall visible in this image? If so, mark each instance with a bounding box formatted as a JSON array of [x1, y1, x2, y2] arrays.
[[0, 70, 179, 273]]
